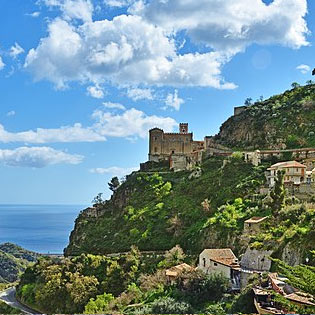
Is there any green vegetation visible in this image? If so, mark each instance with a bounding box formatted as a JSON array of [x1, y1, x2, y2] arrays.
[[17, 246, 232, 314], [250, 202, 315, 258], [0, 243, 38, 283], [0, 301, 20, 314], [272, 258, 315, 295], [216, 83, 315, 149], [66, 156, 266, 256]]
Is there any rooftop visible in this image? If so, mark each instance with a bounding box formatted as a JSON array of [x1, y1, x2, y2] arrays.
[[165, 263, 194, 277], [245, 216, 268, 224], [201, 248, 240, 268], [268, 161, 306, 170]]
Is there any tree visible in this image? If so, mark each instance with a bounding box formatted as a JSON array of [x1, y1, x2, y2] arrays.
[[306, 80, 314, 85], [291, 82, 300, 89], [270, 170, 286, 212], [92, 193, 104, 206], [164, 245, 186, 267], [84, 293, 114, 314], [108, 176, 120, 192], [244, 97, 253, 106]]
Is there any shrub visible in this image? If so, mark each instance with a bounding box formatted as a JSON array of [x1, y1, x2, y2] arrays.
[[150, 297, 192, 314]]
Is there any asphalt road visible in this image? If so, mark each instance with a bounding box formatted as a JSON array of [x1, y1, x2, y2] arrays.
[[0, 287, 40, 314]]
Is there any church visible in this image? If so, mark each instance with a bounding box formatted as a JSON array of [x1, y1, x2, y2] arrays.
[[148, 123, 204, 171]]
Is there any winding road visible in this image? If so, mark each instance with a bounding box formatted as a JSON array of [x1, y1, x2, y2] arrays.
[[0, 287, 40, 314]]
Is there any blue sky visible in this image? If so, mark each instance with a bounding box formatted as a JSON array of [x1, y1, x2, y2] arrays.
[[0, 0, 314, 204]]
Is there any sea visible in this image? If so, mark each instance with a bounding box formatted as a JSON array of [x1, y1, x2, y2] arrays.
[[0, 204, 87, 254]]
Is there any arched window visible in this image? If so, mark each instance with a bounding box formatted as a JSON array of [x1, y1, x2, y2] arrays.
[[154, 147, 158, 153]]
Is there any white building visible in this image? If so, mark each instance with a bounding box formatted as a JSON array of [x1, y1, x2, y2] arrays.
[[198, 248, 241, 290], [266, 161, 307, 188]]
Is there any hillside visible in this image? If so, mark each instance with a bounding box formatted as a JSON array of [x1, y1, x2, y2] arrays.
[[215, 84, 315, 149], [65, 156, 267, 256], [0, 243, 38, 283]]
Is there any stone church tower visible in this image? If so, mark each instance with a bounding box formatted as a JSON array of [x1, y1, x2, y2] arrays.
[[148, 123, 203, 164]]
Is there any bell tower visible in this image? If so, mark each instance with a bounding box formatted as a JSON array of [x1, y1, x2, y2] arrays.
[[179, 123, 188, 134]]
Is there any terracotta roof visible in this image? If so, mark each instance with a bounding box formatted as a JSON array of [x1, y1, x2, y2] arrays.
[[165, 263, 194, 277], [268, 161, 306, 170], [245, 216, 268, 224], [201, 248, 239, 268], [285, 292, 315, 306]]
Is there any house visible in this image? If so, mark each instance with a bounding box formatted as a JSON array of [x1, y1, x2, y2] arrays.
[[266, 161, 307, 188], [268, 273, 315, 308], [198, 248, 241, 290], [253, 287, 285, 314], [165, 263, 194, 283], [244, 216, 268, 234]]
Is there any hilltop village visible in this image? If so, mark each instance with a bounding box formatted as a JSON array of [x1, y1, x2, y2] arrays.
[[11, 84, 315, 315], [138, 118, 315, 314]]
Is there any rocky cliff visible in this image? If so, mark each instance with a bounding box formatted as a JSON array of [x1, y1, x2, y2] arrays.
[[215, 84, 315, 149]]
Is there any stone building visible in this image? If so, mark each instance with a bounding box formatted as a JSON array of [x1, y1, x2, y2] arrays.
[[198, 248, 241, 290], [148, 123, 204, 171], [243, 216, 268, 234]]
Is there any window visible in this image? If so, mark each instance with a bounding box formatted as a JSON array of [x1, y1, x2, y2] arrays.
[[154, 147, 157, 153], [214, 262, 218, 266], [203, 258, 206, 267], [171, 150, 175, 154], [154, 136, 157, 141]]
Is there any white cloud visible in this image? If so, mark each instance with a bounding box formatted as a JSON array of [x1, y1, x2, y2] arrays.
[[104, 0, 129, 7], [43, 0, 93, 22], [138, 0, 309, 52], [0, 108, 176, 142], [90, 166, 138, 176], [165, 90, 184, 111], [103, 102, 126, 110], [10, 42, 25, 59], [87, 85, 104, 98], [24, 15, 236, 89], [6, 111, 15, 117], [296, 64, 310, 74], [127, 88, 154, 101], [0, 146, 83, 168], [92, 107, 177, 138], [0, 123, 105, 143], [26, 11, 41, 18], [0, 56, 5, 70]]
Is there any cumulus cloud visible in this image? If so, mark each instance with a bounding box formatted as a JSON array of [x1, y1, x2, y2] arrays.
[[24, 15, 235, 89], [90, 166, 138, 176], [0, 146, 83, 168], [137, 0, 309, 52], [0, 56, 5, 70], [6, 111, 15, 117], [92, 108, 177, 138], [0, 123, 105, 143], [103, 102, 126, 110], [165, 90, 184, 111], [127, 88, 154, 101], [296, 64, 310, 74], [0, 108, 176, 142], [87, 85, 104, 98], [10, 42, 25, 59], [43, 0, 93, 22]]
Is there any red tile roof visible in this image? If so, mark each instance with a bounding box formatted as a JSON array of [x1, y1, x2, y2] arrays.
[[201, 248, 240, 268], [268, 160, 306, 170]]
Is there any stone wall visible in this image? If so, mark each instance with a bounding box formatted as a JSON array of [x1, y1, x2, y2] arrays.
[[240, 247, 272, 271]]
